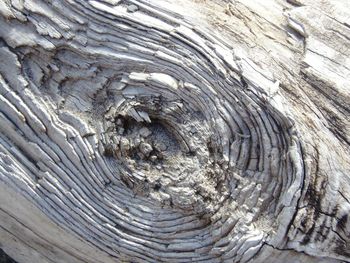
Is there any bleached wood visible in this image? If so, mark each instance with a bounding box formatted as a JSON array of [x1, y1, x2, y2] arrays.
[[0, 0, 349, 262]]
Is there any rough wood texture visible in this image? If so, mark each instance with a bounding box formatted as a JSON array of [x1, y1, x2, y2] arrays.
[[0, 0, 349, 262]]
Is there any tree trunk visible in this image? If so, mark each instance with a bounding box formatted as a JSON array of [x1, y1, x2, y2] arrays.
[[0, 0, 349, 262]]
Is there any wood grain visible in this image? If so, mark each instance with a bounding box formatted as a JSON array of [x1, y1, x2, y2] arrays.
[[0, 0, 349, 262]]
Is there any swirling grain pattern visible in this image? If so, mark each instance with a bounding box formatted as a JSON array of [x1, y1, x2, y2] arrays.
[[0, 0, 349, 262]]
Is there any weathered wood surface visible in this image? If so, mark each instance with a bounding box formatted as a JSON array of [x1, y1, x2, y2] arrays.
[[0, 0, 349, 262]]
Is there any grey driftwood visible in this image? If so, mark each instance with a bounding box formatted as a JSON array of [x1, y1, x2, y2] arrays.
[[0, 0, 349, 262]]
